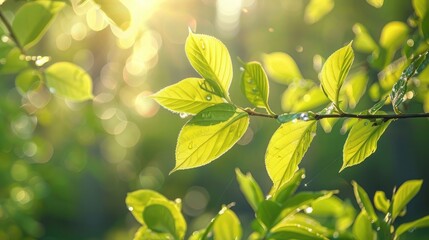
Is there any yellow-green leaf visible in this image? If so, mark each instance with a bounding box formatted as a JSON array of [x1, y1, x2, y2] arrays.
[[281, 81, 328, 112], [396, 215, 429, 237], [143, 204, 177, 238], [93, 0, 131, 30], [262, 52, 303, 84], [0, 48, 29, 74], [45, 62, 93, 101], [392, 179, 423, 221], [236, 168, 264, 211], [341, 119, 391, 171], [352, 211, 374, 240], [352, 181, 378, 223], [151, 78, 224, 115], [185, 32, 233, 99], [352, 23, 378, 53], [133, 226, 171, 240], [343, 71, 368, 109], [12, 1, 65, 49], [374, 191, 390, 214], [125, 189, 167, 225], [379, 21, 409, 50], [304, 0, 334, 24], [266, 120, 317, 192], [213, 209, 242, 240], [172, 107, 249, 172], [15, 69, 42, 95], [366, 0, 384, 8], [241, 61, 273, 113], [320, 42, 354, 107]]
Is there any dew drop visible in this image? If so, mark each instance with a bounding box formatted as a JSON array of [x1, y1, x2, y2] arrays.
[[407, 39, 415, 47], [1, 35, 9, 43], [296, 45, 304, 53], [304, 183, 308, 187], [376, 227, 381, 231], [301, 173, 306, 179], [200, 39, 205, 50], [205, 94, 212, 101], [332, 231, 339, 238], [188, 142, 193, 149], [268, 27, 274, 32], [240, 67, 245, 72], [128, 206, 133, 211], [180, 113, 189, 119], [246, 78, 253, 83], [252, 87, 258, 93], [49, 87, 56, 94], [304, 207, 313, 214]]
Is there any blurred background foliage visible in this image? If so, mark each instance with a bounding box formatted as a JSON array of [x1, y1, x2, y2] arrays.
[[0, 0, 428, 239]]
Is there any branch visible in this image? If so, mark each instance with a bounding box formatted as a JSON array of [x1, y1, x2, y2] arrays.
[[0, 9, 26, 54]]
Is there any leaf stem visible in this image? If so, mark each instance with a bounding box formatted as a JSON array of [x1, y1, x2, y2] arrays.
[[0, 9, 26, 54], [243, 108, 429, 121]]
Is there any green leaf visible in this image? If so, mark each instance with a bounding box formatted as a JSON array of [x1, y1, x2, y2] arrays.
[[396, 215, 429, 237], [413, 0, 429, 39], [374, 191, 390, 214], [143, 204, 177, 238], [352, 23, 378, 53], [0, 48, 29, 74], [256, 200, 282, 229], [151, 78, 224, 115], [352, 181, 378, 223], [187, 103, 236, 126], [341, 119, 391, 171], [185, 32, 233, 100], [310, 196, 356, 231], [133, 226, 172, 240], [320, 42, 354, 107], [265, 120, 317, 193], [235, 168, 264, 211], [15, 69, 42, 95], [272, 213, 329, 237], [281, 80, 328, 112], [379, 21, 409, 51], [146, 198, 187, 239], [12, 1, 65, 49], [172, 107, 249, 172], [241, 61, 273, 113], [304, 0, 334, 24], [269, 224, 329, 240], [282, 191, 336, 211], [213, 208, 242, 240], [366, 0, 384, 8], [262, 52, 303, 84], [125, 190, 168, 225], [392, 179, 423, 221], [93, 0, 131, 30], [271, 169, 305, 204], [343, 71, 368, 109], [352, 211, 374, 240], [45, 62, 93, 101]]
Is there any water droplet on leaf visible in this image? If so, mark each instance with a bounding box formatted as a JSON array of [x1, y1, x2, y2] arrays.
[[240, 67, 245, 72], [179, 113, 189, 119], [188, 142, 193, 149], [128, 206, 133, 211], [301, 173, 306, 179], [200, 39, 205, 50], [205, 94, 212, 101]]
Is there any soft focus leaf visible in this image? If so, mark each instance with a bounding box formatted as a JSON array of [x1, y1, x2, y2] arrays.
[[0, 48, 29, 74], [352, 211, 374, 240], [342, 119, 391, 171], [185, 32, 233, 99], [396, 215, 429, 237], [241, 61, 273, 113], [146, 198, 187, 239], [262, 52, 303, 84], [310, 196, 356, 231], [352, 181, 378, 223], [235, 168, 264, 211], [366, 0, 384, 8], [281, 80, 328, 112], [413, 0, 429, 39], [256, 200, 282, 229], [374, 191, 390, 213], [304, 0, 334, 24], [151, 78, 224, 115], [320, 42, 354, 107], [270, 224, 329, 240], [392, 179, 423, 221], [173, 107, 249, 172], [45, 62, 93, 101], [15, 69, 42, 95], [133, 226, 172, 240], [282, 191, 336, 211], [143, 204, 177, 238], [125, 190, 168, 225], [343, 71, 368, 109], [12, 1, 65, 49], [213, 208, 242, 240], [379, 21, 409, 50], [353, 23, 378, 53], [272, 213, 329, 237], [93, 0, 131, 30], [271, 169, 305, 204], [266, 120, 317, 193]]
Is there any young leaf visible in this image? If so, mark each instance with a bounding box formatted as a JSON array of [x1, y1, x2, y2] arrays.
[[310, 196, 356, 231], [352, 211, 374, 240], [342, 119, 391, 171], [352, 181, 378, 223], [304, 0, 334, 24], [256, 200, 282, 230], [343, 71, 368, 109], [271, 169, 305, 204], [125, 190, 168, 225], [320, 42, 354, 107], [143, 204, 177, 238], [281, 191, 336, 211], [374, 191, 390, 214], [379, 21, 409, 51], [352, 23, 378, 53], [151, 78, 224, 115], [12, 1, 65, 49], [269, 224, 329, 240], [45, 62, 93, 101], [272, 213, 329, 237], [366, 0, 384, 8], [147, 198, 187, 240], [172, 106, 249, 172], [281, 81, 328, 112], [262, 52, 303, 84], [241, 61, 273, 113], [185, 32, 233, 99], [93, 0, 131, 30], [265, 120, 317, 193], [15, 69, 42, 95], [133, 226, 171, 240], [396, 215, 429, 237], [213, 208, 242, 240], [392, 179, 423, 221], [0, 48, 29, 74], [235, 168, 264, 211], [412, 0, 429, 39]]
